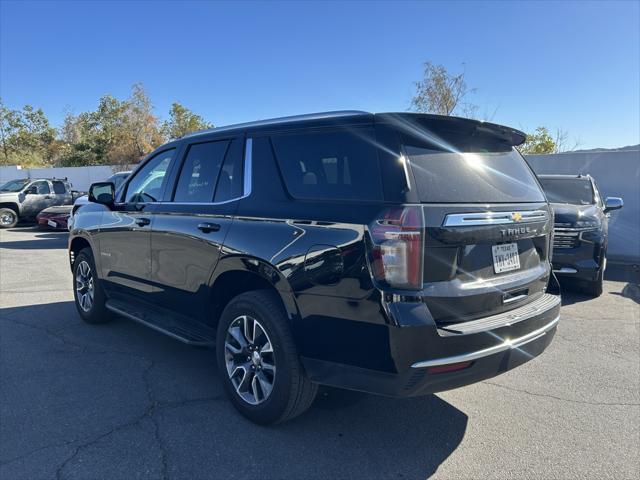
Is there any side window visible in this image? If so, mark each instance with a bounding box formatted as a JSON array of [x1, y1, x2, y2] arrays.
[[271, 129, 382, 201], [214, 139, 244, 202], [124, 149, 174, 203], [52, 181, 66, 194], [32, 181, 51, 195], [174, 140, 229, 203]]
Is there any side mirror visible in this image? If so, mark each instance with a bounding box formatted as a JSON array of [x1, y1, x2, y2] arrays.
[[89, 182, 115, 206], [604, 196, 623, 213], [25, 186, 37, 195]]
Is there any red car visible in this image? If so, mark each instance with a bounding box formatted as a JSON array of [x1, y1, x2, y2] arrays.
[[36, 205, 72, 230]]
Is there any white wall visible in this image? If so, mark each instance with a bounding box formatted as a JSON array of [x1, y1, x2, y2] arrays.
[[0, 165, 124, 191], [526, 150, 640, 264]]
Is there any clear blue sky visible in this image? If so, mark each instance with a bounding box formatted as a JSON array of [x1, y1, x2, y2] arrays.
[[1, 0, 638, 149]]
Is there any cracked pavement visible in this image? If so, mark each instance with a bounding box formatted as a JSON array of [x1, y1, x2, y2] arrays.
[[1, 227, 639, 479]]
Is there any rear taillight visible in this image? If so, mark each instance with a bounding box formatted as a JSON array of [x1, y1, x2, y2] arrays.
[[368, 206, 424, 290]]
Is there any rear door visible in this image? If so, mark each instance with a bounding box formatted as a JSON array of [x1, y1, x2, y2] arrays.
[[98, 148, 176, 300], [399, 128, 552, 324], [149, 135, 246, 321]]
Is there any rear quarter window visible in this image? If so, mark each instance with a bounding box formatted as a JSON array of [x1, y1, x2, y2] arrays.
[[271, 128, 383, 202]]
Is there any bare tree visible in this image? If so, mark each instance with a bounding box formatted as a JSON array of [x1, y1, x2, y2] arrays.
[[411, 62, 477, 117], [553, 128, 581, 153]]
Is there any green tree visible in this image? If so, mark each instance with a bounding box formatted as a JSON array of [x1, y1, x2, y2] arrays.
[[0, 99, 21, 165], [0, 100, 57, 166], [517, 127, 557, 154], [163, 102, 213, 139], [411, 62, 477, 117]]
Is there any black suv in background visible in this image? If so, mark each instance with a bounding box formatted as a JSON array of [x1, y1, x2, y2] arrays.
[[538, 174, 623, 296], [69, 111, 561, 424]]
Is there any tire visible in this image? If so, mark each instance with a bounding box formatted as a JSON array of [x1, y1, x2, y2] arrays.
[[73, 248, 111, 323], [216, 290, 317, 425], [0, 208, 18, 228], [584, 272, 604, 297]]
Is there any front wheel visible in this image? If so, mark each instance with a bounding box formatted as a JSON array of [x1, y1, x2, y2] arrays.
[[216, 290, 317, 424], [584, 274, 604, 297], [0, 208, 18, 228]]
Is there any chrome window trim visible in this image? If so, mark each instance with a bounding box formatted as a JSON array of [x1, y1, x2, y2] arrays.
[[443, 210, 547, 227], [136, 137, 253, 207]]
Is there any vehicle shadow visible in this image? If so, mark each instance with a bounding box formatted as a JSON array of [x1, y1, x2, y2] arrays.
[[1, 300, 468, 479], [559, 284, 593, 306], [0, 229, 68, 249], [610, 283, 640, 305]]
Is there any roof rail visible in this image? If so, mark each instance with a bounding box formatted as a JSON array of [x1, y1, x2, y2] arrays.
[[181, 110, 371, 139]]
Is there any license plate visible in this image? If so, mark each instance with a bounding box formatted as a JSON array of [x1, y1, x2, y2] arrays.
[[492, 243, 520, 273], [47, 220, 57, 228]]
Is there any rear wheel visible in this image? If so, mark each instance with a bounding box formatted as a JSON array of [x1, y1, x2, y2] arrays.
[[73, 248, 111, 323], [0, 208, 18, 228], [216, 290, 317, 424]]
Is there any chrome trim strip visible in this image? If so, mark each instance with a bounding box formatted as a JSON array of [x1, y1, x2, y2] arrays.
[[411, 316, 559, 368], [443, 210, 547, 227], [244, 137, 252, 197], [503, 293, 528, 304], [553, 267, 577, 274]]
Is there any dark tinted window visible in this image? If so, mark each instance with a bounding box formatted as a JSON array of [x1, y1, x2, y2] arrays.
[[174, 140, 229, 203], [539, 178, 594, 205], [31, 181, 50, 195], [405, 146, 545, 203], [125, 149, 174, 203], [271, 129, 382, 201], [214, 139, 243, 202], [52, 181, 66, 194]]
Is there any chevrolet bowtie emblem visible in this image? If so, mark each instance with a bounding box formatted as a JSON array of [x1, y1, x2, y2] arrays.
[[511, 212, 522, 222]]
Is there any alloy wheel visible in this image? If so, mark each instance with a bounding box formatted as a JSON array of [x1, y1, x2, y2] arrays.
[[224, 315, 276, 405], [75, 260, 94, 312], [0, 211, 15, 226]]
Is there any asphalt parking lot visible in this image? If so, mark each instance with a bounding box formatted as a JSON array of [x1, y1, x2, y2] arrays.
[[1, 227, 638, 480]]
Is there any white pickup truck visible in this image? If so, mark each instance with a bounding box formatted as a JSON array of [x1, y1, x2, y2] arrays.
[[0, 178, 74, 228]]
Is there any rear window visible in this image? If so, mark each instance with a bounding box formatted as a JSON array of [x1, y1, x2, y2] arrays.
[[405, 145, 545, 203], [271, 129, 383, 201], [52, 181, 66, 194], [539, 178, 594, 205]]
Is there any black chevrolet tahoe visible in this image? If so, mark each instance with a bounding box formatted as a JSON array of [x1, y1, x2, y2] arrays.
[[69, 111, 561, 424], [538, 174, 623, 297]]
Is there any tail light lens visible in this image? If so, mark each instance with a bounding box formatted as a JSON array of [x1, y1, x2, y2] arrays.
[[368, 206, 424, 290]]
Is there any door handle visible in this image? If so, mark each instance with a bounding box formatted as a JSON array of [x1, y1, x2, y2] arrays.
[[136, 217, 151, 227], [45, 195, 53, 199], [197, 222, 221, 233]]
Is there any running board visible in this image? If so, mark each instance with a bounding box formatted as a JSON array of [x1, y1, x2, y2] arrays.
[[106, 299, 216, 346]]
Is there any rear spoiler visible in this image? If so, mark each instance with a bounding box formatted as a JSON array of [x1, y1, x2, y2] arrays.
[[375, 112, 527, 147]]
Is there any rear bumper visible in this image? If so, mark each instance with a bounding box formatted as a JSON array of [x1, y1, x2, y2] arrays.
[[301, 293, 560, 397]]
